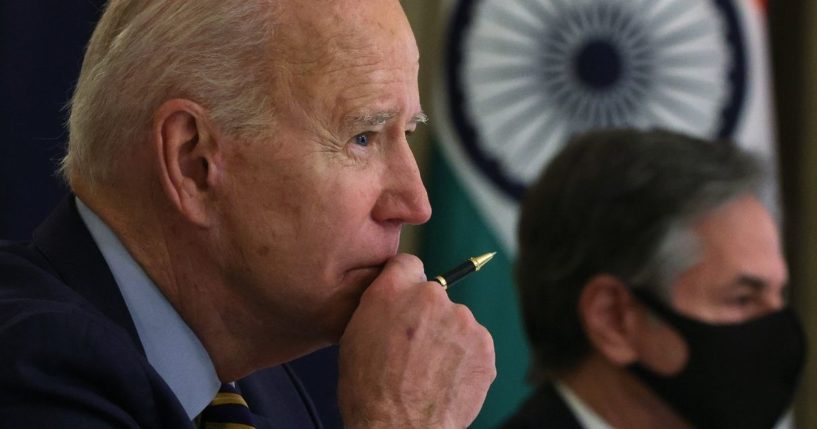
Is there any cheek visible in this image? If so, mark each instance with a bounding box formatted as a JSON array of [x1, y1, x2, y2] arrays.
[[637, 318, 689, 375], [316, 165, 383, 213], [284, 169, 382, 244], [225, 145, 387, 260]]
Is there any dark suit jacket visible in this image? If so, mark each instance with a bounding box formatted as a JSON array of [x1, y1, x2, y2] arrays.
[[0, 198, 323, 428], [499, 384, 583, 429]]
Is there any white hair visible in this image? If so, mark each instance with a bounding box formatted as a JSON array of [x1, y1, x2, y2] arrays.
[[62, 0, 278, 189], [632, 219, 702, 302], [634, 191, 768, 302]]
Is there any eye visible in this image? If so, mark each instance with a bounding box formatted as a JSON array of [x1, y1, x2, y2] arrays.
[[353, 133, 370, 147], [726, 293, 755, 309]]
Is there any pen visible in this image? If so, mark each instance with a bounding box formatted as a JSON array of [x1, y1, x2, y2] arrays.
[[432, 252, 496, 290]]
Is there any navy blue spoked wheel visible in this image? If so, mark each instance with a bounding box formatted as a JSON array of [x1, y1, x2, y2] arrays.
[[445, 0, 746, 200]]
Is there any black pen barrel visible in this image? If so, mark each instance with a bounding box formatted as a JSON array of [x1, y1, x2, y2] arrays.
[[438, 261, 475, 287]]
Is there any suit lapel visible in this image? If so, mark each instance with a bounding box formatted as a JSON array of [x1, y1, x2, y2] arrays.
[[541, 384, 584, 429], [30, 196, 143, 353]]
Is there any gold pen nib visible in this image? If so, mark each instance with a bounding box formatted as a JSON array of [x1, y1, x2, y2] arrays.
[[470, 252, 497, 271]]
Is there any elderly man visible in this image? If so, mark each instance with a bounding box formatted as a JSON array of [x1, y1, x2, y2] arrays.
[[0, 0, 495, 427], [502, 129, 805, 429]]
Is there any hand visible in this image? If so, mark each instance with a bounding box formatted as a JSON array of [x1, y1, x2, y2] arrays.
[[337, 254, 496, 429]]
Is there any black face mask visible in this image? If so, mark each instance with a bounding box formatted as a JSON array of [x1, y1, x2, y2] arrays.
[[628, 289, 806, 429]]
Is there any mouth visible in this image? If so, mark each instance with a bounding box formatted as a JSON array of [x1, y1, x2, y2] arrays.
[[339, 254, 393, 291], [344, 263, 385, 284], [335, 237, 400, 293]]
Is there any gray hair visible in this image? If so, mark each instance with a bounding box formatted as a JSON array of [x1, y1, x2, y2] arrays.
[[515, 128, 767, 379], [62, 0, 278, 189], [632, 175, 771, 301]]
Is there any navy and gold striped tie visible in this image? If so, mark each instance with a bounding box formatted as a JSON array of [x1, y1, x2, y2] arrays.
[[197, 383, 257, 429]]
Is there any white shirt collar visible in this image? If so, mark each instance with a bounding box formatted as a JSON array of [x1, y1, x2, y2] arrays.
[[555, 381, 614, 429], [76, 198, 220, 419]]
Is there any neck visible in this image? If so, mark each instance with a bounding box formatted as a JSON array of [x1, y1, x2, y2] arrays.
[[559, 354, 691, 429], [77, 187, 323, 381]]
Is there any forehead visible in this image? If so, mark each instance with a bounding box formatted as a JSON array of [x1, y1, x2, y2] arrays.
[[275, 0, 418, 71], [692, 195, 783, 276], [272, 0, 420, 118]]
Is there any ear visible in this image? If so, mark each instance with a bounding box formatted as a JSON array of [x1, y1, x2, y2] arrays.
[[152, 99, 222, 227], [578, 274, 641, 366]]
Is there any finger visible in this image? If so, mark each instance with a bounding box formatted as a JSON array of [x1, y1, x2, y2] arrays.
[[387, 253, 427, 282], [366, 253, 427, 295]]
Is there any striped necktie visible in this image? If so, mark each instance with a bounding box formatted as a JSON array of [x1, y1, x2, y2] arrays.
[[197, 383, 257, 429]]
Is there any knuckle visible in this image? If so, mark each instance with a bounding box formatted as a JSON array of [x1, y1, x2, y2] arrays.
[[483, 332, 497, 366], [486, 362, 498, 382], [477, 332, 497, 381], [416, 281, 447, 308], [474, 324, 495, 356], [452, 303, 477, 326]]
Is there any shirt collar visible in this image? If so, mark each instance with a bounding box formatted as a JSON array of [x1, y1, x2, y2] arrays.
[[76, 198, 220, 418], [555, 381, 613, 429]]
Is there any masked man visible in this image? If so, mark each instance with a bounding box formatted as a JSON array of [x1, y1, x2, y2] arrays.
[[502, 129, 805, 429]]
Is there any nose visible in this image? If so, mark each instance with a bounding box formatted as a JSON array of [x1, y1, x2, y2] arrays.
[[764, 263, 788, 313], [764, 288, 786, 313], [372, 138, 432, 225]]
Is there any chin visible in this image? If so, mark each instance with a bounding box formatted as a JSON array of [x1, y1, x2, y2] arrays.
[[323, 273, 375, 341]]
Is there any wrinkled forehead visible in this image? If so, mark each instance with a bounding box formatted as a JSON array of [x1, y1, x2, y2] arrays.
[[274, 0, 418, 68]]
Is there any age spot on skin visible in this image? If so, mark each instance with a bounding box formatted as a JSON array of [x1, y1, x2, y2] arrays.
[[257, 245, 271, 256]]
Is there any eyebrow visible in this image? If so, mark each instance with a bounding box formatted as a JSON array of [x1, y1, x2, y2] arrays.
[[345, 111, 429, 128], [733, 275, 768, 292], [348, 112, 397, 127], [412, 111, 429, 124], [731, 274, 790, 301]]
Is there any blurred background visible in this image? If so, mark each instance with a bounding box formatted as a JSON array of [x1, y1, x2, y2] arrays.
[[1, 1, 815, 427]]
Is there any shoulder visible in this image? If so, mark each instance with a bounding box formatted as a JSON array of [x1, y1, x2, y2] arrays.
[[0, 240, 84, 309], [0, 243, 107, 337], [499, 384, 583, 429], [0, 248, 190, 427]]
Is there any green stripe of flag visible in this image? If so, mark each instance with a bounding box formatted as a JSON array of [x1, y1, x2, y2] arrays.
[[420, 144, 531, 428]]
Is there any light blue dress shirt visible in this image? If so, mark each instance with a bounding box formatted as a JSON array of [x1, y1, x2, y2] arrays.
[[76, 198, 220, 419]]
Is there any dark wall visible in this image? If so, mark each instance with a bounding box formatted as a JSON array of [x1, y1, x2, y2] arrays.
[[768, 3, 817, 427], [0, 1, 105, 239], [769, 0, 806, 248]]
